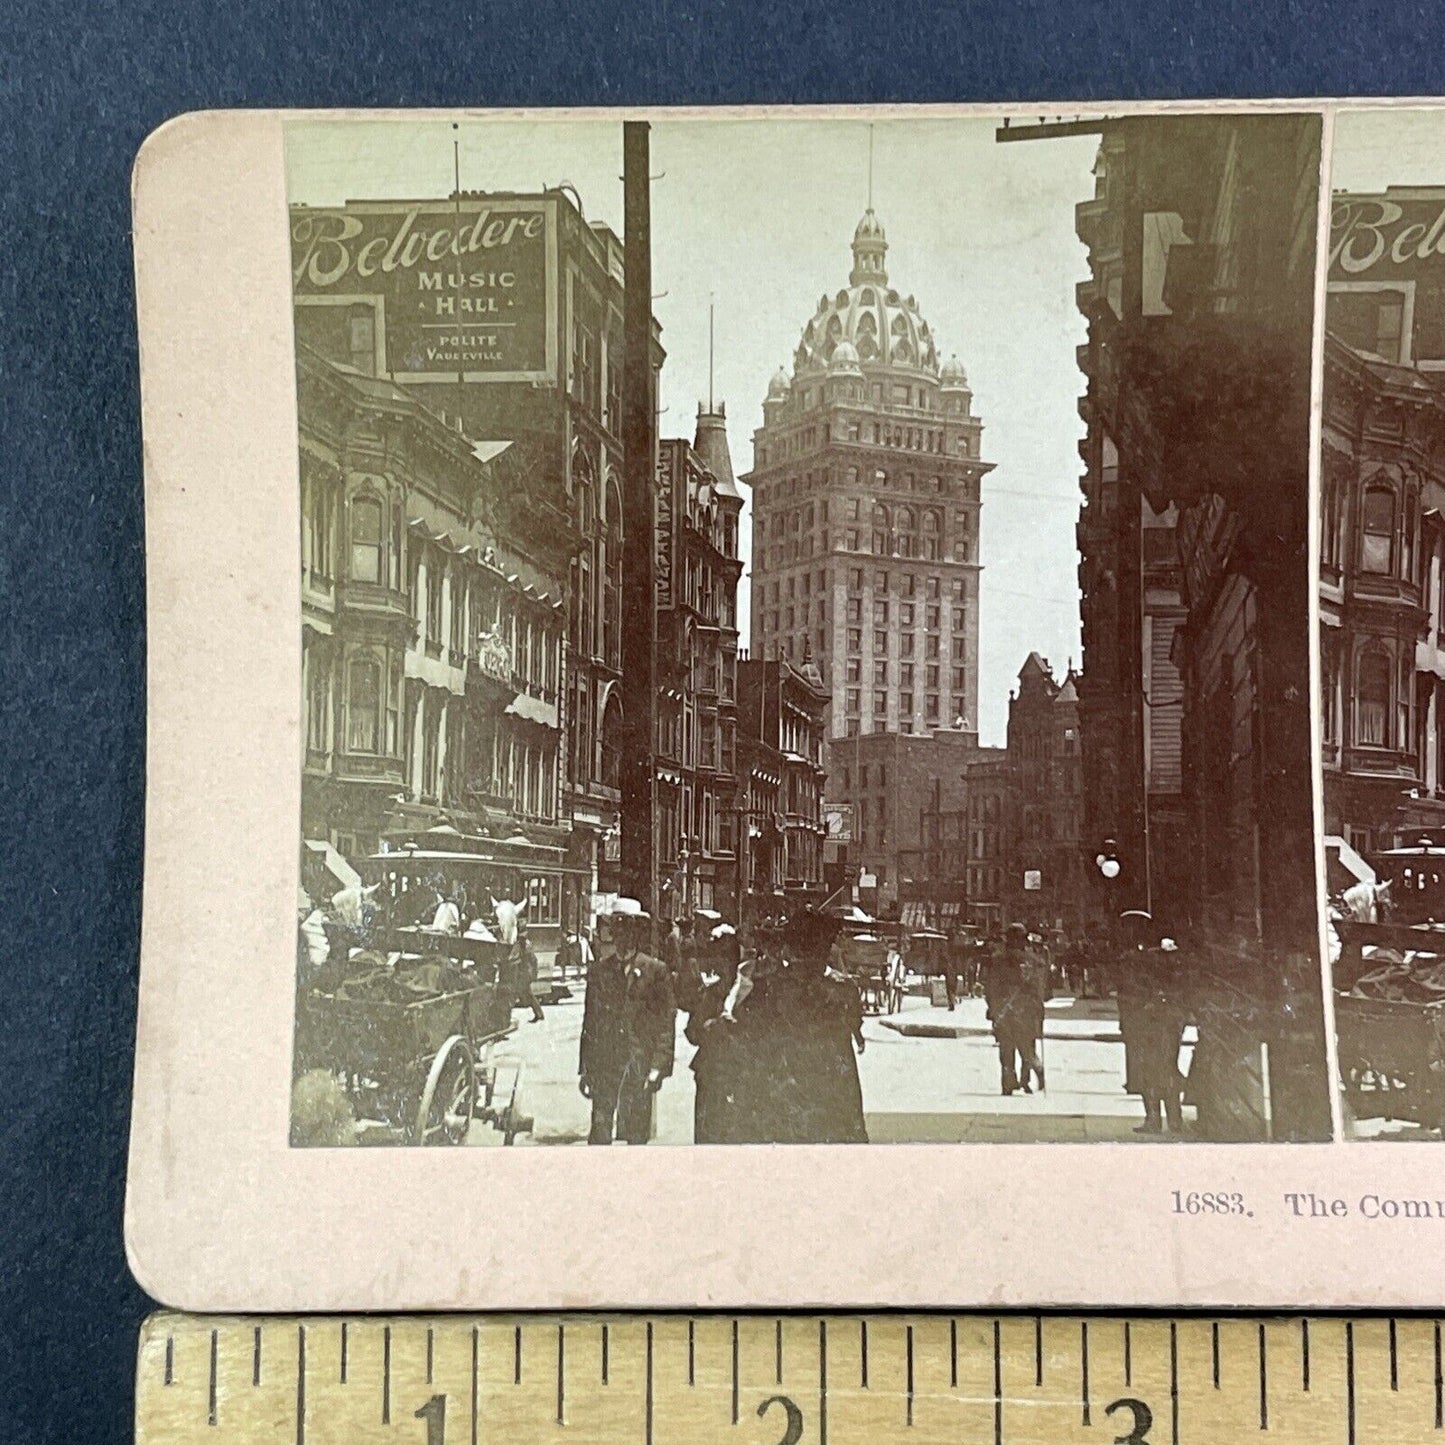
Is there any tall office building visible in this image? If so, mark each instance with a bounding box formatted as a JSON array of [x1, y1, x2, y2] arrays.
[[743, 210, 990, 767]]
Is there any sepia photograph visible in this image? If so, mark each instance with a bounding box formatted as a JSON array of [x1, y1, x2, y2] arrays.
[[1323, 107, 1445, 1142], [285, 110, 1334, 1150]]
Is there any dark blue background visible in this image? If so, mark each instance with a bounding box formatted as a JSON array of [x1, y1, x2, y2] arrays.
[[0, 1, 1436, 1437]]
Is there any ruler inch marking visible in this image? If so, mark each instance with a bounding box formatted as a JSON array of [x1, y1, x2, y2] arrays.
[[861, 1318, 869, 1389], [514, 1323, 522, 1386], [1259, 1320, 1269, 1431], [731, 1318, 739, 1424], [1035, 1315, 1043, 1388], [295, 1324, 306, 1445], [1347, 1321, 1357, 1445], [252, 1325, 262, 1388], [1390, 1316, 1399, 1391], [688, 1319, 695, 1387], [646, 1320, 654, 1445], [1124, 1320, 1132, 1386], [382, 1324, 391, 1425], [993, 1318, 1003, 1445], [819, 1318, 828, 1445], [1301, 1318, 1309, 1392], [951, 1317, 959, 1389], [557, 1323, 565, 1425], [470, 1324, 479, 1445], [339, 1321, 347, 1385], [906, 1322, 915, 1429], [425, 1325, 433, 1386], [1436, 1319, 1443, 1429], [603, 1321, 610, 1385], [1169, 1320, 1179, 1445], [1212, 1320, 1221, 1389], [208, 1327, 218, 1427], [164, 1334, 174, 1387], [1081, 1319, 1091, 1427]]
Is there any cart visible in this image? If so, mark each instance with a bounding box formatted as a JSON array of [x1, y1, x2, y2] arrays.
[[1334, 919, 1445, 1135], [833, 932, 892, 1014], [300, 935, 527, 1145]]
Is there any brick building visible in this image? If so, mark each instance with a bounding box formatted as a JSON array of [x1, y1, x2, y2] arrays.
[[1065, 111, 1328, 1138], [1321, 187, 1445, 870], [297, 342, 578, 915], [736, 654, 829, 909], [653, 410, 745, 919], [290, 186, 662, 905]]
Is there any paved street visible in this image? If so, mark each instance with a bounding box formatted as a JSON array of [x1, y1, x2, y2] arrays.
[[469, 986, 1197, 1146]]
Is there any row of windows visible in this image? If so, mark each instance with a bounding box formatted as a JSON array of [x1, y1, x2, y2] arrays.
[[844, 661, 969, 690], [762, 572, 968, 606], [843, 689, 967, 721], [755, 416, 976, 469], [753, 465, 978, 510], [842, 628, 950, 659], [844, 600, 966, 630]]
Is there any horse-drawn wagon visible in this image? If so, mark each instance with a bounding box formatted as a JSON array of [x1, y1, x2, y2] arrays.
[[298, 930, 529, 1145], [1333, 919, 1445, 1136]]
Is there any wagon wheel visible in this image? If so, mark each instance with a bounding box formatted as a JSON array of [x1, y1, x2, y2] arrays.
[[414, 1034, 477, 1146]]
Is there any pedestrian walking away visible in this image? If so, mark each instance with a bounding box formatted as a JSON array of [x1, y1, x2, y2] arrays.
[[578, 899, 677, 1145], [982, 923, 1045, 1095]]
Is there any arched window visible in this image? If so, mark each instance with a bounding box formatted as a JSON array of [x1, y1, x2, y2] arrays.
[[1356, 648, 1391, 747], [347, 654, 382, 753], [350, 495, 383, 584], [1362, 486, 1396, 574], [600, 691, 623, 792]]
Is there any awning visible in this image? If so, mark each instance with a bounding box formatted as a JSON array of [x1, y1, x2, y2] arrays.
[[303, 838, 361, 893], [1325, 835, 1376, 890], [505, 693, 559, 728]]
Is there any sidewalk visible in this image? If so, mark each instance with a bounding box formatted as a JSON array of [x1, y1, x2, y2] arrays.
[[469, 982, 1189, 1146]]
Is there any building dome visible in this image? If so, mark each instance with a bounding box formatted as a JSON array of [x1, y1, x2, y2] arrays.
[[766, 366, 791, 400], [828, 339, 863, 376], [939, 354, 969, 389], [792, 210, 941, 381]]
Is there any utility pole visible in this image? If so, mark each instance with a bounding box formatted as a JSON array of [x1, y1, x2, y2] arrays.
[[619, 120, 657, 915]]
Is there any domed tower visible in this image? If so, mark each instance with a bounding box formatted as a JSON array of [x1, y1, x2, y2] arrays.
[[741, 209, 992, 761]]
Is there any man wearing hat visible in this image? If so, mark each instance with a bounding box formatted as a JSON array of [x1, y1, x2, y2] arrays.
[[772, 907, 869, 1143], [578, 899, 677, 1145], [1115, 911, 1189, 1135], [982, 923, 1045, 1096]]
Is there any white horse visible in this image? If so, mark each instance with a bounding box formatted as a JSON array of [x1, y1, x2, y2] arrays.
[[491, 896, 527, 946], [1340, 878, 1392, 925]]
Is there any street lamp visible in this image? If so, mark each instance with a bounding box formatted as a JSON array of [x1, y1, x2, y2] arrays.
[[1095, 838, 1121, 880]]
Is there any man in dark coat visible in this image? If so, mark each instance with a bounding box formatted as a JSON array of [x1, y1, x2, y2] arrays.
[[982, 924, 1044, 1095], [684, 923, 740, 1144], [1115, 913, 1189, 1134], [579, 901, 676, 1145], [503, 919, 545, 1023], [771, 908, 868, 1144]]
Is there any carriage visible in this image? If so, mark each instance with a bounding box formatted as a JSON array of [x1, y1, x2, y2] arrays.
[[298, 930, 529, 1146], [1333, 919, 1445, 1136], [832, 931, 894, 1013]]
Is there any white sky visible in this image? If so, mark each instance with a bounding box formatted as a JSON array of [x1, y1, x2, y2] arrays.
[[1332, 107, 1445, 193], [287, 115, 1097, 745]]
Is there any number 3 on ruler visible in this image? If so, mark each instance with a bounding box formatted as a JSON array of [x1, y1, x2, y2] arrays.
[[1106, 1396, 1153, 1445], [414, 1394, 446, 1444]]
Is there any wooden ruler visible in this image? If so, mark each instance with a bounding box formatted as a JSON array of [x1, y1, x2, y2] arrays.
[[137, 1312, 1443, 1442]]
